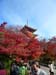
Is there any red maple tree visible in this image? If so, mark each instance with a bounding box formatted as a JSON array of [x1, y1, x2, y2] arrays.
[[0, 22, 43, 61]]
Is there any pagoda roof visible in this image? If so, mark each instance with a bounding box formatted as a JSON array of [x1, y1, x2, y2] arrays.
[[21, 25, 36, 32]]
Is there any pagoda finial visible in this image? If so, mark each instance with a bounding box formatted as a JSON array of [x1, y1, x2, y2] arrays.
[[27, 19, 28, 25]]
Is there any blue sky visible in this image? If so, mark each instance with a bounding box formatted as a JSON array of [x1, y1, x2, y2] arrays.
[[0, 0, 56, 39]]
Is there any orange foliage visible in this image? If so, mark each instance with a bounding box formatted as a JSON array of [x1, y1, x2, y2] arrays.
[[0, 22, 43, 61]]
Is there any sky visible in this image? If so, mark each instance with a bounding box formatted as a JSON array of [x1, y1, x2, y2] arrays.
[[0, 0, 56, 39]]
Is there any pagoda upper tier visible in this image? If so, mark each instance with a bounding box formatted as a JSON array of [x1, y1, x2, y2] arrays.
[[21, 25, 36, 33], [20, 25, 37, 38]]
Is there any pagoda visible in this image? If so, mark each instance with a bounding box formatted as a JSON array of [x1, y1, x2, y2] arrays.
[[21, 25, 37, 38]]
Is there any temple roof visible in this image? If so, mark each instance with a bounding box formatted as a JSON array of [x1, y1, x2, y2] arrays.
[[21, 25, 36, 32]]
